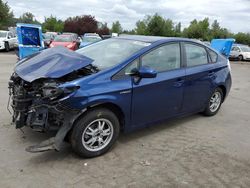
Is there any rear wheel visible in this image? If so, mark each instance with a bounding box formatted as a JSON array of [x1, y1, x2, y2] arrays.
[[70, 108, 120, 158], [203, 88, 223, 116], [238, 55, 243, 61]]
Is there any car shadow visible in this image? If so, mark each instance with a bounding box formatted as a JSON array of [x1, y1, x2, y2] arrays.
[[118, 114, 200, 143], [27, 113, 202, 163], [0, 49, 16, 53]]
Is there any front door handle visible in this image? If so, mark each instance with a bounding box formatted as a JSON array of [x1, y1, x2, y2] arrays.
[[208, 71, 215, 77]]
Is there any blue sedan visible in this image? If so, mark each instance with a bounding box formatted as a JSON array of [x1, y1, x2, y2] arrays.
[[9, 35, 232, 157]]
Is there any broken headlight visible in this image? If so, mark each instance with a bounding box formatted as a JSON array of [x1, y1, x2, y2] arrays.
[[43, 84, 80, 100], [43, 86, 63, 100]]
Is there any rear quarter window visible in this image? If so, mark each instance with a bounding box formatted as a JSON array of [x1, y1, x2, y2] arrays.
[[207, 48, 218, 63], [185, 43, 208, 67]]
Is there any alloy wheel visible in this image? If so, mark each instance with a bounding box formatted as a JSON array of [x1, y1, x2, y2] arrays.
[[82, 118, 114, 152], [209, 91, 222, 113]]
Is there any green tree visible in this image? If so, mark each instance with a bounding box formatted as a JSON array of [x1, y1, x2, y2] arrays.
[[123, 29, 136, 34], [209, 20, 230, 39], [0, 0, 14, 29], [18, 12, 40, 24], [211, 20, 220, 37], [135, 14, 176, 37], [174, 22, 181, 37], [43, 15, 64, 32], [135, 20, 148, 35], [234, 32, 250, 45], [111, 21, 122, 33], [147, 14, 167, 36], [183, 18, 210, 40], [163, 18, 175, 36]]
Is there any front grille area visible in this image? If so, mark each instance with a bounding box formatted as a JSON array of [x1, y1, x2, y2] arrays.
[[56, 101, 80, 112]]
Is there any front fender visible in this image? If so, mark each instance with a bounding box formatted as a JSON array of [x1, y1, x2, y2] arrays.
[[62, 93, 132, 130]]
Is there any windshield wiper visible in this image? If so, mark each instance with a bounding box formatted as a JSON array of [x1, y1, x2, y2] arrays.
[[86, 64, 100, 73]]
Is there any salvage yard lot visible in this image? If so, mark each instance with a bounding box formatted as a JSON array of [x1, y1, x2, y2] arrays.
[[0, 52, 250, 187]]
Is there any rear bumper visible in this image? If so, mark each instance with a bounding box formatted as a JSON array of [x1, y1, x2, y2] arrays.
[[224, 72, 232, 101]]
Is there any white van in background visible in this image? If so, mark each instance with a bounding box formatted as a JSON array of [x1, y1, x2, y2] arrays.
[[230, 44, 250, 61], [0, 30, 17, 51]]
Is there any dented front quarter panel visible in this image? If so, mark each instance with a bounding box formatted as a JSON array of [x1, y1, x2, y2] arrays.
[[58, 68, 133, 131]]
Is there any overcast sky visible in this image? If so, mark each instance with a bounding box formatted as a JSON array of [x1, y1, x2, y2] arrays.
[[5, 0, 250, 33]]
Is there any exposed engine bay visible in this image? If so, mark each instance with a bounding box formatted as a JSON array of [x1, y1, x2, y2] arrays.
[[8, 64, 98, 152], [9, 65, 97, 131]]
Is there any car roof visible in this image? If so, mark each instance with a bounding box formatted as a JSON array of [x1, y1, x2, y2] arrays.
[[83, 35, 101, 38], [84, 33, 99, 36], [62, 32, 77, 35], [118, 34, 201, 43], [233, 44, 249, 47], [58, 34, 71, 37], [0, 30, 8, 33]]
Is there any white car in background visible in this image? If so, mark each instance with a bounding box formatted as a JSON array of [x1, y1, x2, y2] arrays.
[[0, 30, 17, 51], [230, 45, 250, 61]]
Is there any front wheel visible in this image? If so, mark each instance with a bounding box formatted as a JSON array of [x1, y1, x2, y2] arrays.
[[5, 42, 10, 52], [203, 88, 223, 116], [70, 108, 120, 158]]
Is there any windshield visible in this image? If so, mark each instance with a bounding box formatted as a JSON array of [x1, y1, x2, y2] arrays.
[[77, 38, 150, 70], [43, 34, 51, 40], [54, 35, 72, 42], [0, 31, 7, 38], [241, 46, 250, 52], [83, 37, 101, 43]]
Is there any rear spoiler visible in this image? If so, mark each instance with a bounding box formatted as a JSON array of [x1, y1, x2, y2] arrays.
[[211, 38, 235, 58]]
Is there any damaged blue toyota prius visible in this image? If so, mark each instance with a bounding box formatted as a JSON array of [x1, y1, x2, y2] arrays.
[[9, 35, 233, 157]]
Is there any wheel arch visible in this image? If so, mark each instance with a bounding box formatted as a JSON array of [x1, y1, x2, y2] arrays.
[[239, 54, 244, 60], [4, 41, 9, 48], [217, 85, 226, 102], [72, 102, 126, 132]]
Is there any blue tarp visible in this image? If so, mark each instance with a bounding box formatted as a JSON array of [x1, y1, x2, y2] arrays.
[[16, 23, 44, 59], [211, 38, 235, 58]]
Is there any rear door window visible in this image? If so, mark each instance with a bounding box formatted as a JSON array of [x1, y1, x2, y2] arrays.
[[235, 47, 240, 52], [185, 43, 208, 67]]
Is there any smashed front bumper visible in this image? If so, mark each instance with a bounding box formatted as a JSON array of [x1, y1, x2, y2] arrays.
[[8, 75, 83, 153], [25, 112, 76, 152]]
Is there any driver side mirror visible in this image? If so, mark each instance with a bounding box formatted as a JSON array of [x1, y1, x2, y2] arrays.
[[130, 66, 157, 78]]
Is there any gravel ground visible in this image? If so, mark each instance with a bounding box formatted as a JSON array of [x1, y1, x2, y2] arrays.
[[0, 52, 250, 188]]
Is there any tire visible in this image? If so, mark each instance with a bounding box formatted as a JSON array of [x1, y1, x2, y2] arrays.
[[203, 88, 223, 116], [238, 55, 243, 61], [5, 42, 10, 52], [70, 108, 120, 158]]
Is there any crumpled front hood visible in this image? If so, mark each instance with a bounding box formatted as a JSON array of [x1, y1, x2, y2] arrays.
[[15, 46, 93, 82]]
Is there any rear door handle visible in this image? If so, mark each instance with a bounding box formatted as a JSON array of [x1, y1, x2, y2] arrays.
[[174, 78, 185, 87], [208, 71, 215, 78]]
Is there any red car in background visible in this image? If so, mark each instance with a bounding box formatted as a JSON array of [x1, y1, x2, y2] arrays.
[[49, 34, 78, 50]]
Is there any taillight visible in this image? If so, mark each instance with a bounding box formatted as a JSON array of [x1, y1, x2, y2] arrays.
[[227, 59, 231, 72]]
